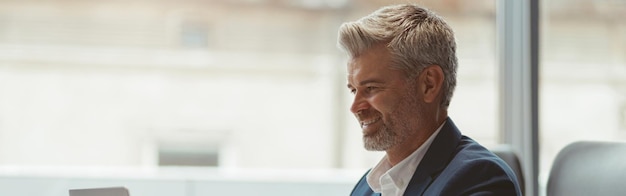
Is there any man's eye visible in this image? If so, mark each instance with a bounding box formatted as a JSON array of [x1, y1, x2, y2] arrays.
[[366, 86, 378, 91], [349, 89, 356, 94]]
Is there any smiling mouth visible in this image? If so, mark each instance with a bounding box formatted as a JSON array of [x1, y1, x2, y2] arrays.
[[360, 117, 381, 128]]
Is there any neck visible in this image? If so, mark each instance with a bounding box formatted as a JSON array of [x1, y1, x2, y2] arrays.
[[385, 137, 429, 166], [385, 113, 448, 166]]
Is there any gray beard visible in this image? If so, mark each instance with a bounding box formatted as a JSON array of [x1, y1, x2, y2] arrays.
[[363, 123, 397, 151], [362, 95, 421, 151]]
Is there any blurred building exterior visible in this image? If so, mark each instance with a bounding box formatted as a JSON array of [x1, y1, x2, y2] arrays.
[[0, 0, 498, 169]]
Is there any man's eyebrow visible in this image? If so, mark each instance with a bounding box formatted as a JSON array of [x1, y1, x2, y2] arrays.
[[347, 79, 384, 88], [359, 79, 384, 86]]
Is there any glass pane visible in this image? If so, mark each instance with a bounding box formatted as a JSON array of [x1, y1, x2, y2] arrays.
[[0, 0, 499, 195], [540, 0, 626, 192]]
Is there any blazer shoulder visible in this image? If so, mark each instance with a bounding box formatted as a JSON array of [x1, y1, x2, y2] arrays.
[[431, 136, 521, 195], [451, 136, 519, 181]]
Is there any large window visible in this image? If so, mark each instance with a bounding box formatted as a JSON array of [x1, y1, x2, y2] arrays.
[[0, 0, 500, 195]]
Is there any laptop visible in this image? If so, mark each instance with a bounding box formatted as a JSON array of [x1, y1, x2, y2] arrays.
[[69, 187, 130, 196]]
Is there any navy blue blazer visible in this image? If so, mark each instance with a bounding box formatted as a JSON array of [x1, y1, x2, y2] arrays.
[[350, 118, 521, 196]]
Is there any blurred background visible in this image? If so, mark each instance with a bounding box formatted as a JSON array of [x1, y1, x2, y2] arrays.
[[0, 0, 624, 195]]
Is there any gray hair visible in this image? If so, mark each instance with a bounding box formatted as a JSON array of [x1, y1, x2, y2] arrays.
[[337, 4, 458, 109]]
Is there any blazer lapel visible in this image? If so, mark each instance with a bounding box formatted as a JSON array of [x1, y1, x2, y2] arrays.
[[403, 118, 462, 195]]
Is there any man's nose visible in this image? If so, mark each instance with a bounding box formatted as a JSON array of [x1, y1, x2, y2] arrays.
[[350, 92, 370, 114]]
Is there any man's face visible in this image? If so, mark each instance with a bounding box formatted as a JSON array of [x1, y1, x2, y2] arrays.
[[346, 45, 424, 151]]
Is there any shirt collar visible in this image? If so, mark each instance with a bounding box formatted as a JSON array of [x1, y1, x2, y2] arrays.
[[366, 122, 446, 194]]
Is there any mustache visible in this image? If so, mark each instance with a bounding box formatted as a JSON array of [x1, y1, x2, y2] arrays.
[[355, 109, 380, 121]]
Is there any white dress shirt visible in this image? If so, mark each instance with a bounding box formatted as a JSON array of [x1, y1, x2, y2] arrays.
[[366, 122, 445, 196]]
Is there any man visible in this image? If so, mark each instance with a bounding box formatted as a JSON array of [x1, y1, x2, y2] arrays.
[[337, 4, 522, 196]]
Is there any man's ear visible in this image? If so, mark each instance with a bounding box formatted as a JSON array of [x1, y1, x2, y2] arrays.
[[418, 65, 444, 104]]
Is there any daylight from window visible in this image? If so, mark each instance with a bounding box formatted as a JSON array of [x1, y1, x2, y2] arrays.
[[1, 0, 623, 195]]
